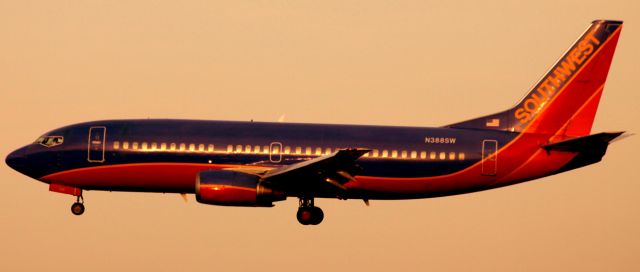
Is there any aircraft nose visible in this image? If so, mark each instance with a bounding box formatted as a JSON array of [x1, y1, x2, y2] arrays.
[[6, 146, 29, 174]]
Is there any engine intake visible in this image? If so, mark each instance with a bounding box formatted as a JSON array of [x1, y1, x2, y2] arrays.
[[195, 170, 286, 207]]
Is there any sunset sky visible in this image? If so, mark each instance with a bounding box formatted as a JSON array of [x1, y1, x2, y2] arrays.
[[1, 1, 639, 271]]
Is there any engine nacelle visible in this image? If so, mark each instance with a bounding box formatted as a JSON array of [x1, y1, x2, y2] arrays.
[[195, 170, 286, 207]]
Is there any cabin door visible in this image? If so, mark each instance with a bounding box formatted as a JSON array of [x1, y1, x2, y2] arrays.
[[481, 140, 498, 176], [88, 126, 106, 163]]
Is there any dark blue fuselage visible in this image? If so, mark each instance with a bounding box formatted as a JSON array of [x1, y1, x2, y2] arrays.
[[12, 119, 517, 181]]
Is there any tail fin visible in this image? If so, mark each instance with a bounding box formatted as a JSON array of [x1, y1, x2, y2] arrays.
[[447, 20, 623, 136]]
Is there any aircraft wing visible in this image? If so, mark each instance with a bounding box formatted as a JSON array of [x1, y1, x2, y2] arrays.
[[263, 148, 369, 179], [223, 148, 370, 196]]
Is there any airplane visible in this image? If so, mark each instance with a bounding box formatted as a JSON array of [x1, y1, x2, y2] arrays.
[[6, 20, 625, 225]]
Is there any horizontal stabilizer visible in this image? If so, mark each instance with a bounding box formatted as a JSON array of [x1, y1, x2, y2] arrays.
[[541, 132, 625, 153]]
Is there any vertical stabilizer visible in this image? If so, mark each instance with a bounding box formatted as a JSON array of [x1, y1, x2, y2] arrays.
[[447, 20, 622, 136]]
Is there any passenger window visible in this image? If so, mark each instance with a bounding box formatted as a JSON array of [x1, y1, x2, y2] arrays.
[[254, 145, 260, 153], [325, 148, 332, 155], [382, 150, 388, 158], [113, 141, 120, 150], [410, 151, 417, 159], [123, 142, 129, 150], [391, 150, 398, 158], [372, 149, 379, 157], [199, 144, 206, 152], [132, 142, 139, 150], [161, 143, 167, 151], [170, 143, 177, 151], [458, 152, 465, 160], [272, 146, 280, 154], [295, 147, 302, 154], [449, 152, 456, 160], [245, 145, 251, 153], [179, 143, 186, 151], [430, 152, 436, 160], [315, 147, 322, 155], [420, 151, 426, 159], [188, 144, 195, 151], [305, 147, 312, 155], [401, 151, 408, 159], [439, 152, 446, 160], [141, 142, 148, 150], [235, 145, 242, 153], [208, 144, 215, 152], [151, 142, 158, 151], [284, 146, 291, 154], [263, 146, 269, 154]]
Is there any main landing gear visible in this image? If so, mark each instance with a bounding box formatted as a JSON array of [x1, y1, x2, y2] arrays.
[[71, 195, 85, 216], [297, 198, 324, 225]]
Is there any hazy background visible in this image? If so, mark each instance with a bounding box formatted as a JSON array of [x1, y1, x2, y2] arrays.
[[1, 1, 639, 271]]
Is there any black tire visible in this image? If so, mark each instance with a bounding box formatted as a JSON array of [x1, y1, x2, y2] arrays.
[[310, 206, 324, 225], [71, 202, 85, 216]]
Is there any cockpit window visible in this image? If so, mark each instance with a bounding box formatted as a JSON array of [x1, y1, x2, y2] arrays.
[[35, 136, 64, 147]]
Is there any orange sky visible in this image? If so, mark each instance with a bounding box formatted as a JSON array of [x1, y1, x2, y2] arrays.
[[1, 1, 639, 271]]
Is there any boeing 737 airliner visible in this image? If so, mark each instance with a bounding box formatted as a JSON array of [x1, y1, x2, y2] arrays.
[[6, 20, 625, 225]]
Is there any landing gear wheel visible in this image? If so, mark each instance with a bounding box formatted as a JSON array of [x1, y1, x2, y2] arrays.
[[297, 207, 313, 225], [296, 198, 324, 225], [71, 195, 85, 216], [71, 202, 85, 215]]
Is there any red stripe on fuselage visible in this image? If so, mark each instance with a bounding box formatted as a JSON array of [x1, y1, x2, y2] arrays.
[[40, 163, 266, 193]]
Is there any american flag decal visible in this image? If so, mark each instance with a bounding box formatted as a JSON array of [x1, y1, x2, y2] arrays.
[[486, 118, 500, 127]]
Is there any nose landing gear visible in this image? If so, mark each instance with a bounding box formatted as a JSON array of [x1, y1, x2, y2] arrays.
[[296, 198, 324, 225], [48, 184, 85, 216], [71, 195, 85, 216]]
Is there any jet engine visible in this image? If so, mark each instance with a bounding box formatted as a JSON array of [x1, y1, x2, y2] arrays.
[[195, 170, 286, 207]]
